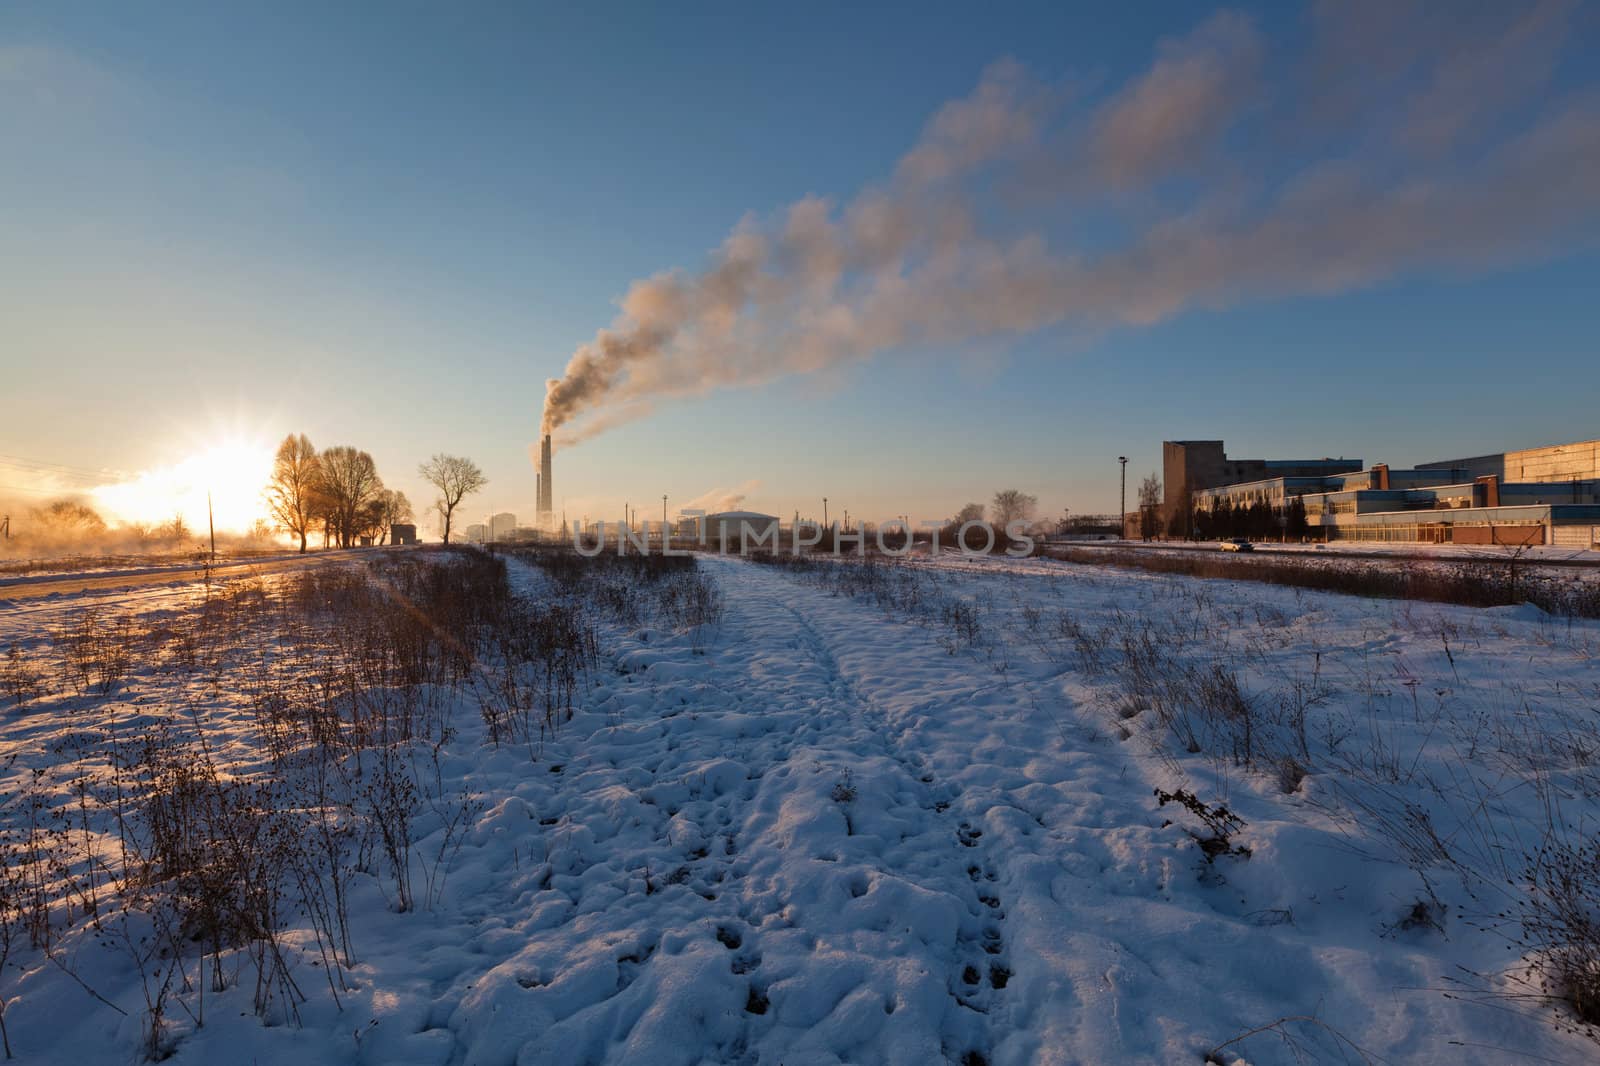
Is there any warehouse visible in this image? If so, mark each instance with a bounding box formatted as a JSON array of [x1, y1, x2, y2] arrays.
[[697, 510, 780, 549], [1180, 438, 1600, 547]]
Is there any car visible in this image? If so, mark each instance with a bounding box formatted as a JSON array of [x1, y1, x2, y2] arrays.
[[1220, 538, 1254, 552]]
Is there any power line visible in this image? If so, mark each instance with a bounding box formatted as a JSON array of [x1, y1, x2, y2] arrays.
[[0, 451, 119, 473], [0, 453, 122, 482], [0, 465, 110, 486], [0, 481, 98, 498]]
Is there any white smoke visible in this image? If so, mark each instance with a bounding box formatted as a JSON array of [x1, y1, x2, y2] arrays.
[[678, 480, 763, 517], [541, 2, 1597, 445]]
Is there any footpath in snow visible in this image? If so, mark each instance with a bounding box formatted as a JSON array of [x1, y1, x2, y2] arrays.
[[2, 549, 1596, 1065]]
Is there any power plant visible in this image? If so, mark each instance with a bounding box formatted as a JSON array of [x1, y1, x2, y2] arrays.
[[537, 433, 553, 529]]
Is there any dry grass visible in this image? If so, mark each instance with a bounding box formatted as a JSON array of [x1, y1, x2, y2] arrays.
[[0, 546, 630, 1058], [1048, 546, 1600, 618]]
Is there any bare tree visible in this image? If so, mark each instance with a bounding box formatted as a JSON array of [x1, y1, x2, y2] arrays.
[[363, 490, 414, 545], [31, 499, 107, 534], [265, 434, 321, 553], [418, 455, 487, 545], [381, 490, 413, 544], [1138, 473, 1162, 540], [319, 446, 385, 548], [952, 502, 985, 526], [991, 489, 1038, 530]]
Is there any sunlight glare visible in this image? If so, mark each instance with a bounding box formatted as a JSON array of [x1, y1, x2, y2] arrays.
[[92, 437, 277, 535]]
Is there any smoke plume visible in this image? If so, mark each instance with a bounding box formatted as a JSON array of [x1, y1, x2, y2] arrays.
[[541, 2, 1598, 444], [678, 480, 763, 517]]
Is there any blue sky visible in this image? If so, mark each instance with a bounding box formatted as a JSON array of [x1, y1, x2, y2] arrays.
[[3, 2, 1598, 532]]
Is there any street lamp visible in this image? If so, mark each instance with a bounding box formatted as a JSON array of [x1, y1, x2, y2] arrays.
[[823, 497, 829, 529], [1118, 457, 1128, 540], [662, 494, 668, 541]]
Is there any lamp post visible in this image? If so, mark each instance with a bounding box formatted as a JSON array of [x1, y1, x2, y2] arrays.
[[662, 494, 668, 542], [1118, 457, 1128, 541], [823, 497, 829, 529]]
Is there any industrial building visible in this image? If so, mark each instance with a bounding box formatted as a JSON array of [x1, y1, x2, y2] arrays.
[[464, 523, 488, 544], [684, 511, 781, 548], [389, 523, 418, 545], [1174, 438, 1600, 547], [488, 512, 517, 542], [1162, 441, 1363, 538]]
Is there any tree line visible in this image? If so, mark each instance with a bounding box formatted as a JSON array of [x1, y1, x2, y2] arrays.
[[267, 435, 486, 551], [1122, 474, 1313, 542], [936, 489, 1039, 549], [1190, 495, 1310, 542]]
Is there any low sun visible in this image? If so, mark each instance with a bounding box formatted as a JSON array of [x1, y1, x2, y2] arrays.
[[92, 436, 278, 535]]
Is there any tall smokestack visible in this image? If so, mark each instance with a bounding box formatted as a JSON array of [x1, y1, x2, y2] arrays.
[[539, 434, 553, 524]]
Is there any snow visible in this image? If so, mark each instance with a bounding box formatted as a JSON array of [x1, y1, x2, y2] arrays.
[[0, 547, 323, 584], [1076, 537, 1600, 566], [1, 549, 1598, 1064]]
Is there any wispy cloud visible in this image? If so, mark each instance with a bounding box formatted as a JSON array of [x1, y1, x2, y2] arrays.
[[0, 43, 129, 116]]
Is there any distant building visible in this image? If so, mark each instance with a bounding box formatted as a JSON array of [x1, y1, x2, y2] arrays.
[[489, 512, 517, 542], [697, 511, 781, 548], [390, 523, 418, 545], [1183, 438, 1600, 547], [1164, 441, 1362, 537], [464, 523, 488, 544], [1417, 439, 1600, 483]]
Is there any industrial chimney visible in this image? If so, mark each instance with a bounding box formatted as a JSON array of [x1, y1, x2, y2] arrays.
[[538, 434, 553, 526]]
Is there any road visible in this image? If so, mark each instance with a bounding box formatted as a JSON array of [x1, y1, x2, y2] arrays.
[[1042, 539, 1600, 568], [0, 550, 370, 601]]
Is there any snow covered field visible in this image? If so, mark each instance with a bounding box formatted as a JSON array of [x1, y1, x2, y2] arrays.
[[1, 547, 1598, 1064], [1078, 540, 1600, 564]]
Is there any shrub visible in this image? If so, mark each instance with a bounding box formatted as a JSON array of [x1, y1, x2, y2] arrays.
[[1511, 838, 1600, 1033], [1155, 788, 1251, 863], [0, 645, 45, 709], [1048, 547, 1600, 618]]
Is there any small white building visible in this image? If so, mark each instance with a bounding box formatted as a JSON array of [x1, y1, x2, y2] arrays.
[[697, 510, 780, 548]]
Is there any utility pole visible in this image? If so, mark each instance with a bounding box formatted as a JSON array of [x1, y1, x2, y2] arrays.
[[1118, 457, 1128, 540], [207, 492, 216, 560], [662, 494, 668, 542], [1, 514, 8, 539], [823, 497, 829, 529]]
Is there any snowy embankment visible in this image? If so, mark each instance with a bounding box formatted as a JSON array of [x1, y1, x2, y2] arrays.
[[0, 549, 1597, 1064], [0, 547, 321, 584]]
